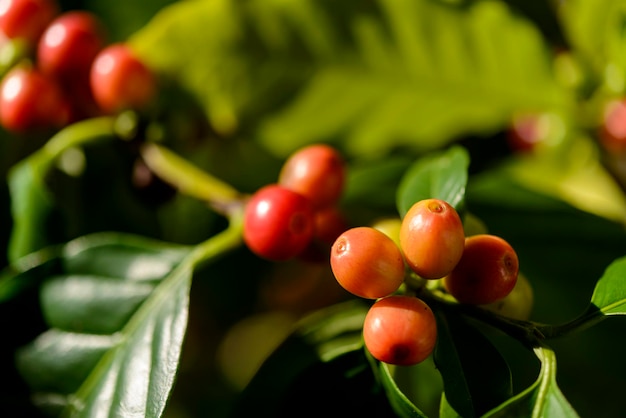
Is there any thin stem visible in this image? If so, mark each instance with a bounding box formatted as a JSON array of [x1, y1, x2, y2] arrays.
[[421, 287, 547, 347], [186, 210, 244, 269], [140, 142, 246, 217], [39, 116, 116, 162]]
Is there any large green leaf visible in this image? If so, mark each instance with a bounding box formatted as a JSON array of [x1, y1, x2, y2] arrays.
[[434, 311, 513, 418], [7, 117, 116, 262], [483, 345, 579, 417], [589, 256, 626, 315], [13, 232, 192, 417], [132, 0, 569, 158], [377, 361, 428, 418], [258, 0, 569, 157], [560, 0, 626, 89], [396, 146, 469, 217], [501, 135, 626, 226]]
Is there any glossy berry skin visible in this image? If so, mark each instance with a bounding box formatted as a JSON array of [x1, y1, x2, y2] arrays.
[[330, 226, 405, 299], [278, 143, 346, 209], [0, 0, 58, 45], [38, 11, 104, 82], [90, 43, 155, 114], [444, 234, 519, 305], [243, 184, 315, 261], [0, 65, 69, 132], [599, 99, 626, 154], [363, 295, 437, 366], [399, 199, 465, 279]]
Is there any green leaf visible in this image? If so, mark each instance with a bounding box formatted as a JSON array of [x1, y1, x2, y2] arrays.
[[132, 0, 569, 158], [7, 117, 115, 262], [230, 300, 398, 417], [590, 255, 626, 315], [377, 362, 428, 418], [14, 232, 192, 418], [258, 0, 569, 157], [396, 146, 469, 217], [7, 157, 57, 263], [501, 135, 626, 226], [483, 345, 579, 418], [560, 0, 626, 90], [434, 311, 513, 418]]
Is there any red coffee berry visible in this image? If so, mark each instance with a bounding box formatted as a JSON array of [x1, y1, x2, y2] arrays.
[[37, 11, 104, 82], [0, 64, 69, 132], [330, 226, 405, 299], [399, 198, 465, 279], [363, 295, 437, 366], [0, 0, 58, 46], [278, 143, 346, 209], [90, 43, 155, 114], [243, 184, 315, 261], [599, 99, 626, 154], [443, 234, 519, 305]]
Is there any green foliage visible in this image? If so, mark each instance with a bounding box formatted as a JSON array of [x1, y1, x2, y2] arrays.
[[2, 0, 626, 417]]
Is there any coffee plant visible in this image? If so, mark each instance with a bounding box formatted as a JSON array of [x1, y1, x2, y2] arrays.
[[1, 0, 626, 417]]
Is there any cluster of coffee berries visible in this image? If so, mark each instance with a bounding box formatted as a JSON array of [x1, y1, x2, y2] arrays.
[[0, 0, 156, 133], [330, 198, 523, 366], [243, 143, 348, 262]]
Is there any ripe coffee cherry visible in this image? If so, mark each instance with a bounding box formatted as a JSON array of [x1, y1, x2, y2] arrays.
[[90, 43, 156, 114], [330, 226, 404, 299], [37, 11, 104, 82], [363, 295, 437, 366], [278, 143, 346, 209], [443, 234, 519, 305], [0, 64, 69, 132], [599, 99, 626, 154], [0, 0, 58, 46], [482, 272, 533, 321], [399, 198, 465, 279], [243, 184, 315, 261]]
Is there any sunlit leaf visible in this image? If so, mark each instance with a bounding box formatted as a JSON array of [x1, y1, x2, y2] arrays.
[[13, 233, 192, 418], [396, 146, 469, 217], [258, 0, 569, 157], [560, 0, 626, 90], [434, 311, 513, 418], [132, 0, 569, 158], [483, 345, 579, 417], [590, 255, 626, 315], [503, 135, 626, 226]]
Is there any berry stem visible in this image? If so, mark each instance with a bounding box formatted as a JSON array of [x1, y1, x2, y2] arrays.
[[139, 142, 246, 218], [28, 116, 116, 172], [186, 209, 244, 270]]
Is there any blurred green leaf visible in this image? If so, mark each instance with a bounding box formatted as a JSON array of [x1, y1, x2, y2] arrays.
[[590, 256, 626, 315], [14, 232, 192, 417], [434, 311, 513, 418], [377, 362, 428, 417], [258, 0, 569, 157], [132, 0, 569, 158], [502, 136, 626, 226], [483, 345, 578, 417], [396, 146, 469, 217], [7, 118, 115, 262], [7, 159, 56, 264], [560, 0, 626, 90]]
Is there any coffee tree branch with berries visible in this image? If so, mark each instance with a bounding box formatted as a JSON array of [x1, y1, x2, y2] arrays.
[[1, 0, 626, 417]]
